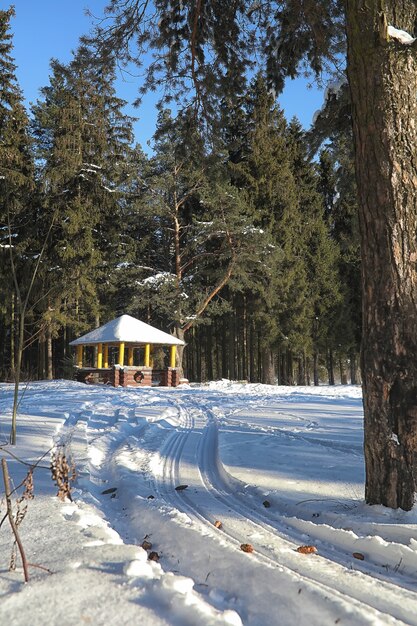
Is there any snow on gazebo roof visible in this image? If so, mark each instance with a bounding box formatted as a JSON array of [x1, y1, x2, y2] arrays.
[[69, 314, 185, 347]]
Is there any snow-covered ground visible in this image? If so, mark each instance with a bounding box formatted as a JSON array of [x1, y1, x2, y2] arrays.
[[1, 380, 417, 625]]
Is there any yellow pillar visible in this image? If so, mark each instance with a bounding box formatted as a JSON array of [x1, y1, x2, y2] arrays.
[[144, 343, 151, 367], [128, 346, 134, 366], [76, 345, 83, 368], [170, 345, 176, 369], [103, 345, 109, 368], [118, 342, 125, 366], [97, 343, 103, 368]]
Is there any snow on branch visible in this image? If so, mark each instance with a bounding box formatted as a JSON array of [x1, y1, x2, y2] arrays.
[[312, 77, 347, 125], [388, 25, 416, 45], [136, 272, 176, 288]]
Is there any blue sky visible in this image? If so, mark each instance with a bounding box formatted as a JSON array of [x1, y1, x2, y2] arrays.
[[8, 0, 325, 149]]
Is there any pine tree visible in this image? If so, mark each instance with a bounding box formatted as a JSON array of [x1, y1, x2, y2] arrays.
[[31, 44, 136, 375], [127, 107, 269, 373], [0, 6, 35, 380], [0, 8, 45, 442]]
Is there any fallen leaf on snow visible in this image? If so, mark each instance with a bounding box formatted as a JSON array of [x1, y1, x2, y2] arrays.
[[263, 500, 271, 508], [175, 484, 188, 491], [240, 543, 254, 553], [214, 520, 222, 529], [296, 545, 317, 554], [353, 552, 365, 560], [141, 540, 152, 551], [148, 551, 160, 562], [101, 487, 117, 495]]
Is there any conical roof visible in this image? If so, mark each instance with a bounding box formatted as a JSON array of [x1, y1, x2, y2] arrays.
[[69, 315, 184, 346]]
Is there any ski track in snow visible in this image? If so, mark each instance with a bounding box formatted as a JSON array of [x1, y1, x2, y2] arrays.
[[46, 383, 417, 626], [152, 394, 417, 625]]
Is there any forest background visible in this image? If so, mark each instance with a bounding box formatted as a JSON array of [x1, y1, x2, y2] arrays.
[[0, 2, 360, 387]]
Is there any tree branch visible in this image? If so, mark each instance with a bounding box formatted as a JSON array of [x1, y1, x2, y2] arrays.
[[2, 458, 29, 582]]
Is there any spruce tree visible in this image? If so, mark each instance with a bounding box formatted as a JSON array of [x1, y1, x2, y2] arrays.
[[0, 6, 35, 379], [317, 142, 361, 383], [31, 44, 136, 374], [0, 7, 44, 442], [224, 76, 309, 384], [286, 119, 341, 385]]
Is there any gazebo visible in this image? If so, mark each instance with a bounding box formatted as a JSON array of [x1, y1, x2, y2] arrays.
[[69, 314, 185, 387]]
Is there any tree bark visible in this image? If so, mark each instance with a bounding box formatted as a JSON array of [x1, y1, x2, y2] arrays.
[[346, 1, 417, 509], [313, 352, 319, 386], [10, 293, 15, 375], [339, 358, 347, 385], [261, 348, 275, 385], [46, 325, 53, 380], [286, 349, 294, 386], [249, 323, 255, 382], [306, 355, 311, 386], [297, 352, 307, 386], [349, 349, 357, 385], [222, 319, 228, 378], [327, 348, 335, 386], [228, 312, 235, 380], [173, 325, 186, 379]]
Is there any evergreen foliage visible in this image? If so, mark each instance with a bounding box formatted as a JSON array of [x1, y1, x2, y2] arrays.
[[31, 43, 136, 371], [0, 7, 36, 379], [1, 4, 360, 389]]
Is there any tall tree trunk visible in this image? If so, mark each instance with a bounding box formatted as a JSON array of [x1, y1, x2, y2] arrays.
[[279, 351, 286, 385], [286, 349, 294, 386], [298, 353, 307, 386], [346, 1, 417, 509], [228, 312, 235, 380], [249, 323, 255, 382], [173, 325, 185, 379], [236, 302, 243, 380], [350, 353, 356, 385], [349, 350, 361, 385], [10, 293, 15, 375], [215, 320, 221, 380], [222, 319, 228, 378], [242, 296, 247, 380], [339, 358, 347, 385], [306, 355, 311, 386], [257, 332, 262, 381], [261, 348, 275, 385], [313, 352, 319, 386], [46, 325, 53, 380], [38, 333, 45, 380], [0, 315, 6, 378], [327, 348, 335, 386]]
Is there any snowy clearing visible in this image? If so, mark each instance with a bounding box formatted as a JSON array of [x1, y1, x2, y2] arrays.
[[1, 380, 417, 625]]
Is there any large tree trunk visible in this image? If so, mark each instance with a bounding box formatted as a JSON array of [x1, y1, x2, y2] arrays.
[[173, 325, 186, 379], [346, 1, 417, 509]]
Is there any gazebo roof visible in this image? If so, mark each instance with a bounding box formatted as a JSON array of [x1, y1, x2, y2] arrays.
[[69, 315, 185, 347]]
